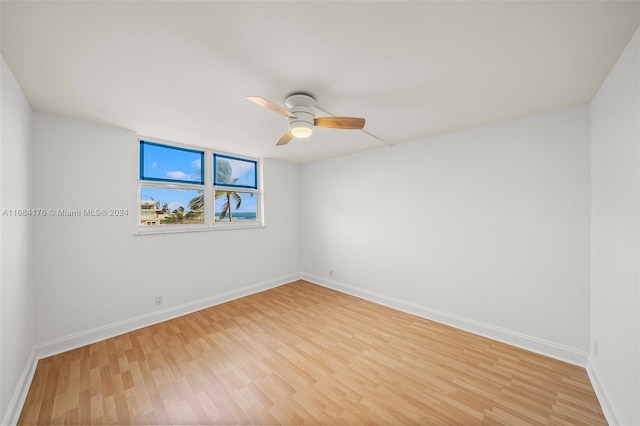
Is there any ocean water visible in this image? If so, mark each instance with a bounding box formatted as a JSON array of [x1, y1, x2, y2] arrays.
[[215, 211, 257, 221]]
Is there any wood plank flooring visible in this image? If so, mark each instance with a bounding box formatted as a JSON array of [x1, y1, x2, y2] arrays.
[[18, 280, 606, 425]]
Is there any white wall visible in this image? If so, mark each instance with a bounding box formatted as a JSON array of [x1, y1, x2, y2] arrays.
[[301, 105, 591, 363], [590, 27, 640, 426], [32, 113, 301, 352], [0, 56, 35, 424]]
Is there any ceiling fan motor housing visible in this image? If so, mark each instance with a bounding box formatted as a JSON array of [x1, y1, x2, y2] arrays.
[[286, 94, 315, 137]]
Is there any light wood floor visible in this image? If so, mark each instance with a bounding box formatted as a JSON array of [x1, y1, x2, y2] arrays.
[[19, 280, 606, 425]]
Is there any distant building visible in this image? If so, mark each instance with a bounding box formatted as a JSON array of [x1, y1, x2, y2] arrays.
[[140, 200, 162, 225]]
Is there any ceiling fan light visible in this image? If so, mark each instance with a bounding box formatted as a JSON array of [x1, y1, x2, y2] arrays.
[[290, 126, 313, 138]]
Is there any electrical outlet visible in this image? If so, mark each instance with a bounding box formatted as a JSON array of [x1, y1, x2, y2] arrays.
[[155, 296, 163, 306], [593, 339, 598, 357], [329, 270, 333, 277]]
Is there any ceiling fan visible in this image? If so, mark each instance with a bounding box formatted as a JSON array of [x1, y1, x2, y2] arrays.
[[247, 93, 365, 146]]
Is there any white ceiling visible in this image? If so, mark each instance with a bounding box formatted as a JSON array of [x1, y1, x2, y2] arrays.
[[2, 1, 639, 163]]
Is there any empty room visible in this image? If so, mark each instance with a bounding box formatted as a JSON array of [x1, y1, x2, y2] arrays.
[[1, 1, 639, 425]]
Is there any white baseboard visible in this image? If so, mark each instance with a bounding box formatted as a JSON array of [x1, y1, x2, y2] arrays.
[[301, 273, 588, 367], [586, 354, 625, 426], [34, 273, 300, 360], [2, 347, 37, 426]]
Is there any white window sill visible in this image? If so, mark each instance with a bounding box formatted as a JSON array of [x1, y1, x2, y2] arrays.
[[134, 223, 266, 236]]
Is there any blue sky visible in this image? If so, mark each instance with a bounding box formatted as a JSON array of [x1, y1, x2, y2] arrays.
[[141, 143, 257, 213], [141, 143, 203, 183]]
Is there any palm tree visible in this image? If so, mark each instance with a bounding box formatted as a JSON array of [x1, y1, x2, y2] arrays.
[[188, 194, 204, 219], [215, 159, 244, 221], [216, 190, 241, 221], [186, 158, 252, 222], [171, 205, 185, 223]]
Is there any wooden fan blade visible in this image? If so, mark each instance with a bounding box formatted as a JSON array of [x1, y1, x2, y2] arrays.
[[247, 96, 296, 118], [276, 131, 293, 146], [314, 116, 365, 129]]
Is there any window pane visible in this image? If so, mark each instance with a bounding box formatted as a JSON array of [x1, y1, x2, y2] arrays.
[[213, 154, 257, 188], [140, 186, 204, 225], [215, 191, 258, 222], [140, 141, 204, 184]]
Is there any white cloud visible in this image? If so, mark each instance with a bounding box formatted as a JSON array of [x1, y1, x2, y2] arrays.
[[166, 170, 189, 180], [152, 161, 157, 168], [167, 201, 183, 211], [191, 159, 201, 168]]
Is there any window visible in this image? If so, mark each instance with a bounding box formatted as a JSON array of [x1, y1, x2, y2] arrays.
[[139, 187, 204, 225], [213, 154, 258, 223], [213, 154, 257, 188], [140, 142, 204, 184], [138, 139, 261, 231]]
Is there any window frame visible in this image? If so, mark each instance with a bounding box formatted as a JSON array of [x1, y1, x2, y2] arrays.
[[213, 153, 258, 189], [137, 138, 263, 234], [139, 141, 205, 185]]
